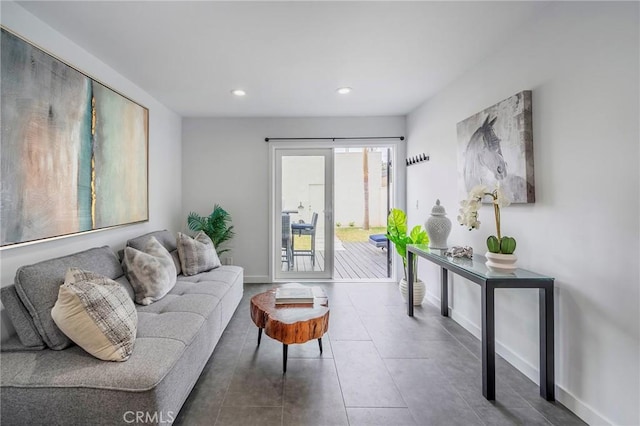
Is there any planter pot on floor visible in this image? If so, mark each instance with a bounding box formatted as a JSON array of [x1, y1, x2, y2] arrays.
[[399, 278, 425, 306]]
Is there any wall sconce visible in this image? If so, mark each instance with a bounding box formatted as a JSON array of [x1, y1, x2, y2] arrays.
[[297, 201, 305, 210]]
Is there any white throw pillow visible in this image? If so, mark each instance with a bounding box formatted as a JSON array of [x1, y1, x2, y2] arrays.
[[177, 232, 221, 276], [123, 236, 177, 305], [51, 268, 137, 362]]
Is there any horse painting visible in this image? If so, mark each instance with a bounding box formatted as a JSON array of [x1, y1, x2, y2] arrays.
[[463, 115, 507, 191], [457, 91, 535, 203]]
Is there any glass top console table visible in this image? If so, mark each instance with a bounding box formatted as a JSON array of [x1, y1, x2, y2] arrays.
[[406, 244, 555, 402]]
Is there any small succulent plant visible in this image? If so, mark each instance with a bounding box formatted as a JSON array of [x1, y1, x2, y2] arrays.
[[487, 235, 516, 254]]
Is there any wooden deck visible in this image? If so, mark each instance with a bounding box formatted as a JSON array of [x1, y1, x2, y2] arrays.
[[287, 241, 390, 279]]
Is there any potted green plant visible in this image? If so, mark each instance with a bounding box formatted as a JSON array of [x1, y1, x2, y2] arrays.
[[387, 208, 429, 305], [187, 204, 235, 256]]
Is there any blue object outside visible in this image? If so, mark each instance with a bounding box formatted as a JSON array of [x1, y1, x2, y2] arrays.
[[369, 234, 388, 248]]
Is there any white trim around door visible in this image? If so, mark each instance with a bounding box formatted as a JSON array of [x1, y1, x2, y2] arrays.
[[271, 147, 334, 281]]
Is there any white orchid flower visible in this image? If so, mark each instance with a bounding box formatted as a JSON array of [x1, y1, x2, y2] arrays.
[[469, 185, 488, 199], [467, 199, 481, 211], [494, 185, 511, 208], [458, 184, 510, 236]]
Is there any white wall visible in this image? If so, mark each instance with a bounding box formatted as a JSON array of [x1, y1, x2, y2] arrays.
[[281, 155, 325, 224], [406, 2, 639, 425], [334, 151, 385, 228], [0, 3, 183, 340], [182, 117, 405, 282]]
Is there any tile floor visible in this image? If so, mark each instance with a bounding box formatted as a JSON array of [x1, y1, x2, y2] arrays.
[[174, 283, 585, 426]]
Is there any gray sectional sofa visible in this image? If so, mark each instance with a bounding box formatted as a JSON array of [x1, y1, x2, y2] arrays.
[[0, 230, 244, 425]]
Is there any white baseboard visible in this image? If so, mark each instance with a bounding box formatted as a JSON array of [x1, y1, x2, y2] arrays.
[[555, 385, 611, 426], [243, 275, 270, 284], [424, 291, 613, 426], [424, 291, 442, 311]]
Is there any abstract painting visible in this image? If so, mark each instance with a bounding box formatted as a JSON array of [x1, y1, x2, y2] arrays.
[[456, 91, 534, 203], [1, 28, 148, 247]]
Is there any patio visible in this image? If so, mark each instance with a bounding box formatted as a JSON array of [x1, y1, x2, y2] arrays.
[[289, 241, 390, 279]]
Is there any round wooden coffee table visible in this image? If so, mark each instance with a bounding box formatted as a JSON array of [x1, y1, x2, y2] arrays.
[[250, 284, 329, 373]]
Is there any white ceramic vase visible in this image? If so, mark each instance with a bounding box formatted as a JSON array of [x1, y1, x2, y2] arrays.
[[399, 278, 426, 306], [425, 199, 452, 249], [485, 252, 518, 272]]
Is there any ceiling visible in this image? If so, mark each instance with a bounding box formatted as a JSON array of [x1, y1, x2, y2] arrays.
[[16, 1, 549, 118]]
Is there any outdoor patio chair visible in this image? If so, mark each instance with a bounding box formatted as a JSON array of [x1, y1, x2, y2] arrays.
[[282, 213, 293, 270], [292, 212, 318, 267], [369, 233, 388, 250]]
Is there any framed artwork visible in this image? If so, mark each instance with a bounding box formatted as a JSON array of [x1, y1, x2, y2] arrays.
[[456, 91, 534, 203], [1, 27, 149, 248]]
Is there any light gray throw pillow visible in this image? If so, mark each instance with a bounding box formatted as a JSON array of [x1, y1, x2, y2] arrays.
[[177, 232, 221, 276], [123, 237, 177, 305], [126, 230, 182, 275], [127, 229, 177, 252]]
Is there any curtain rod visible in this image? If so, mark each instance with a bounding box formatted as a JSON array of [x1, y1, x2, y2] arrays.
[[264, 136, 404, 142]]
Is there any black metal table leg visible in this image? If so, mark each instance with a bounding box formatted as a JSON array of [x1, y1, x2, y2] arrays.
[[441, 268, 449, 317], [407, 250, 415, 316], [481, 283, 496, 400], [318, 338, 323, 354], [398, 245, 555, 401], [257, 328, 262, 345], [283, 343, 288, 374], [540, 287, 555, 401]]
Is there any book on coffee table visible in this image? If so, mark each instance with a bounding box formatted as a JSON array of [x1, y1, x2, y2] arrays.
[[275, 287, 314, 304]]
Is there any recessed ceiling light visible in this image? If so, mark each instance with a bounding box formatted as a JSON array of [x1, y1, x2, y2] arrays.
[[336, 87, 352, 95], [231, 89, 246, 97]]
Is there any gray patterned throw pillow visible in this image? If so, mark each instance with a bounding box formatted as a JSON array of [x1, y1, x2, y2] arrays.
[[177, 232, 221, 276], [51, 268, 137, 362], [123, 236, 177, 305]]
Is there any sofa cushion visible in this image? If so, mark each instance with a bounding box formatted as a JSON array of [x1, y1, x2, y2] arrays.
[[136, 294, 219, 320], [0, 335, 47, 352], [178, 265, 242, 286], [0, 337, 186, 391], [1, 285, 45, 349], [14, 246, 123, 350], [124, 237, 177, 305], [136, 311, 204, 345], [177, 232, 221, 276], [127, 229, 182, 275], [170, 281, 229, 300], [113, 275, 135, 301], [51, 269, 137, 362]]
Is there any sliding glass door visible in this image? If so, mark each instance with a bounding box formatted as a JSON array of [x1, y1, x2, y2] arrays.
[[333, 147, 392, 279], [274, 148, 334, 280]]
